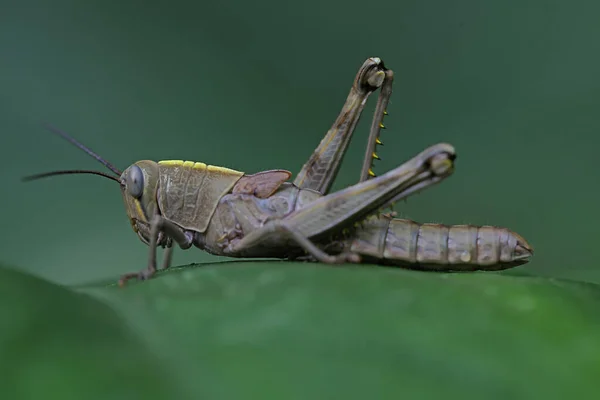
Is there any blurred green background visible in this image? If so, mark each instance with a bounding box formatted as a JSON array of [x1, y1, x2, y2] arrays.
[[1, 0, 599, 285], [2, 1, 600, 399]]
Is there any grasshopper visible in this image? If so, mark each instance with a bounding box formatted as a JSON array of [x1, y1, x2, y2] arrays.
[[24, 57, 533, 286]]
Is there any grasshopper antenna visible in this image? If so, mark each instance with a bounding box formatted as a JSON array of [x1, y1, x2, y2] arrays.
[[22, 170, 121, 183], [42, 122, 123, 176]]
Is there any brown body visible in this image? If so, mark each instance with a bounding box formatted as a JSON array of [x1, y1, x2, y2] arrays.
[[26, 57, 533, 285], [129, 162, 530, 271]]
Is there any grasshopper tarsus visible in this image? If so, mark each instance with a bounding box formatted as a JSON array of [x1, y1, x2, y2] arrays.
[[118, 268, 154, 287]]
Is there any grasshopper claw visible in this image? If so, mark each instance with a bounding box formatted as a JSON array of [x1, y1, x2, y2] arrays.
[[118, 268, 155, 287], [118, 273, 137, 287]]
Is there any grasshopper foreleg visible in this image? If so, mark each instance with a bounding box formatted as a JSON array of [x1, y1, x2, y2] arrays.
[[118, 215, 193, 286]]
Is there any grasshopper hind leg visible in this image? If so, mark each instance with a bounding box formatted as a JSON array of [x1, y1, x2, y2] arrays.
[[293, 57, 388, 195], [359, 69, 393, 183], [118, 215, 193, 286], [227, 220, 361, 264], [229, 143, 455, 266]]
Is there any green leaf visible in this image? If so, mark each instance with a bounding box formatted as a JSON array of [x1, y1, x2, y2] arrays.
[[80, 261, 600, 400], [0, 266, 193, 400]]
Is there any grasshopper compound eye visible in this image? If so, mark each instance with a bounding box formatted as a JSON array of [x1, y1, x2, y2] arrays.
[[126, 165, 144, 198]]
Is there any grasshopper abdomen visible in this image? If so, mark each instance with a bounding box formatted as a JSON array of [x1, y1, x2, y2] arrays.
[[347, 216, 533, 271]]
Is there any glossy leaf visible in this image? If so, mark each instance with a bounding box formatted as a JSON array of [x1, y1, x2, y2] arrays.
[[0, 266, 192, 400], [80, 261, 600, 399]]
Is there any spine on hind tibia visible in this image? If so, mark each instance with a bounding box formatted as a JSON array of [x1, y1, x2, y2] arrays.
[[346, 215, 527, 271]]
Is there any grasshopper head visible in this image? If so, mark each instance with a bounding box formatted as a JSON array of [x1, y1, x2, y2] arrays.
[[119, 160, 160, 245]]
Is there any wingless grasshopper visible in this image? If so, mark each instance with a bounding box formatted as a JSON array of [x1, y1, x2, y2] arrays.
[[24, 57, 533, 286]]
